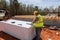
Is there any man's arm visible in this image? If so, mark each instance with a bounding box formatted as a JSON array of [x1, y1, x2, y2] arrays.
[[32, 16, 39, 24]]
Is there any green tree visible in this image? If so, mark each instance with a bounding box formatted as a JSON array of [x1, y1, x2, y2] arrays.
[[58, 6, 60, 16], [0, 0, 7, 9], [10, 0, 20, 16], [43, 8, 49, 15]]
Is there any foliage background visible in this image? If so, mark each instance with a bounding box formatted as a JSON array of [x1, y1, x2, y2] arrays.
[[0, 0, 60, 16]]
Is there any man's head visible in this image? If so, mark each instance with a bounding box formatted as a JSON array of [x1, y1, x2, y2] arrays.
[[34, 6, 39, 16], [34, 11, 39, 16]]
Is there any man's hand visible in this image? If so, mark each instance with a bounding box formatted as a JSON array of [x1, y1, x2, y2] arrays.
[[26, 23, 33, 25], [30, 23, 33, 25]]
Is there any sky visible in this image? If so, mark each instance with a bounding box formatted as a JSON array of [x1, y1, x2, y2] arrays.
[[6, 0, 60, 8]]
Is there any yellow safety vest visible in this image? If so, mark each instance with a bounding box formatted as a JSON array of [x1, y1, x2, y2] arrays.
[[33, 14, 44, 27]]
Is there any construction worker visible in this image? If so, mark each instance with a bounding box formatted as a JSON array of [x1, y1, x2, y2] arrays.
[[32, 6, 44, 40]]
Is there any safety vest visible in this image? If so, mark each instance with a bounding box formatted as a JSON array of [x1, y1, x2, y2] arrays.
[[33, 14, 44, 27]]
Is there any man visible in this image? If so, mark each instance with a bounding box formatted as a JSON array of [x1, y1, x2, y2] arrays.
[[32, 6, 44, 40]]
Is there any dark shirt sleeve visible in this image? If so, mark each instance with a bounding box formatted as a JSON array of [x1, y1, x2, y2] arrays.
[[32, 16, 39, 23]]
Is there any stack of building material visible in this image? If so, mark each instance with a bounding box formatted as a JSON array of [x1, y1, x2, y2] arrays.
[[0, 19, 35, 40], [58, 17, 60, 21], [14, 15, 58, 21]]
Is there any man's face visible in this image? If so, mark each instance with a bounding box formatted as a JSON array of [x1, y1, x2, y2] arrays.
[[34, 11, 38, 16]]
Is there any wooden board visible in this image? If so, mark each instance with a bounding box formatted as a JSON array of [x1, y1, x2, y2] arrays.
[[0, 31, 19, 40]]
